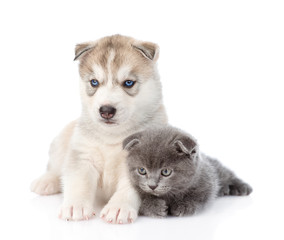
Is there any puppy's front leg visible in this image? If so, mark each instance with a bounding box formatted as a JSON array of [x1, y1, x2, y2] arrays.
[[59, 151, 99, 221], [100, 176, 141, 224]]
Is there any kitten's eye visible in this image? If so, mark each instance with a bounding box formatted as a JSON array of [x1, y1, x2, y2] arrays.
[[161, 169, 172, 177], [90, 79, 99, 87], [138, 167, 147, 175], [123, 80, 135, 88]]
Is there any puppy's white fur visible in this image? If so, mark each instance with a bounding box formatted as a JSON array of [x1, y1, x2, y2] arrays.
[[31, 35, 168, 223]]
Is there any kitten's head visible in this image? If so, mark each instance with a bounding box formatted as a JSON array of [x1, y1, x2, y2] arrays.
[[123, 126, 200, 196]]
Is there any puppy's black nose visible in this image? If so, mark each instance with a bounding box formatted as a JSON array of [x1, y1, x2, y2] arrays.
[[148, 184, 158, 190], [99, 105, 116, 119]]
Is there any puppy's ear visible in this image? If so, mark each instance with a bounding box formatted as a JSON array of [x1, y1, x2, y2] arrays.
[[173, 136, 198, 159], [132, 41, 159, 62], [74, 42, 96, 61], [123, 132, 143, 151]]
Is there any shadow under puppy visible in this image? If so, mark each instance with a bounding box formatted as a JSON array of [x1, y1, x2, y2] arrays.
[[123, 126, 252, 217]]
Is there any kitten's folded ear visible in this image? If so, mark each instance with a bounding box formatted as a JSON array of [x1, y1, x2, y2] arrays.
[[174, 135, 198, 159], [74, 41, 97, 61], [123, 132, 143, 151]]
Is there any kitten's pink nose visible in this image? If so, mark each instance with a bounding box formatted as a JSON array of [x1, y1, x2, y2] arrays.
[[148, 184, 158, 190]]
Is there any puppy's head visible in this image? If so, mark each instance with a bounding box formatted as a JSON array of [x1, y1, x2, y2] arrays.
[[75, 35, 162, 132]]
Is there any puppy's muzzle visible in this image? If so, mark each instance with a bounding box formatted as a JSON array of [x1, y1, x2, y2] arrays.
[[99, 105, 116, 119]]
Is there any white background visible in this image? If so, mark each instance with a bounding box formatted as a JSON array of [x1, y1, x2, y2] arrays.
[[0, 0, 283, 239]]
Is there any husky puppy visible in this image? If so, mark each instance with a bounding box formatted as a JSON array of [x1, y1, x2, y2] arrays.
[[30, 35, 168, 223]]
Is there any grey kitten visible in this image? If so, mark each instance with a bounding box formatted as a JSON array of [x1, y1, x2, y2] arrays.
[[123, 126, 252, 217]]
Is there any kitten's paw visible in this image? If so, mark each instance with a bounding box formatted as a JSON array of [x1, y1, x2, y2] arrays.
[[140, 199, 168, 218], [100, 203, 138, 224], [30, 173, 61, 195], [170, 204, 186, 217], [229, 181, 253, 196], [219, 185, 230, 196], [170, 203, 196, 217], [59, 202, 95, 221]]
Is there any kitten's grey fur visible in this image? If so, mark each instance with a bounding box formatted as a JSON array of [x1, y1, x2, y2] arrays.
[[123, 126, 252, 217]]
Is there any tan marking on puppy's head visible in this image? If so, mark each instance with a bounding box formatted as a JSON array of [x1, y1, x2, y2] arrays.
[[75, 34, 159, 81]]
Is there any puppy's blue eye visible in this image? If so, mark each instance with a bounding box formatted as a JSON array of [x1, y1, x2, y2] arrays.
[[138, 167, 147, 175], [161, 169, 172, 177], [90, 79, 99, 87], [123, 80, 135, 88]]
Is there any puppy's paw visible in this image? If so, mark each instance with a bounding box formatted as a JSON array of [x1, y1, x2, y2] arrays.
[[59, 202, 95, 221], [100, 203, 138, 224], [30, 173, 61, 195]]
